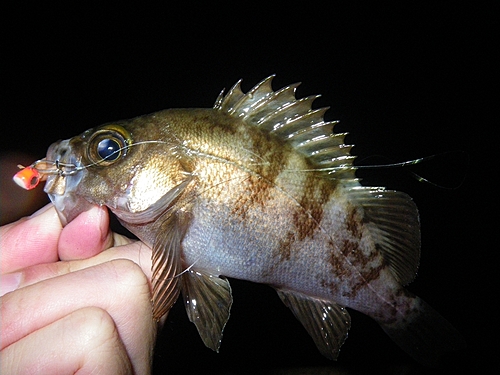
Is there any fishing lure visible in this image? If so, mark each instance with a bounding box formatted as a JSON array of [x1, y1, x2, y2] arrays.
[[13, 159, 79, 190], [13, 165, 42, 190]]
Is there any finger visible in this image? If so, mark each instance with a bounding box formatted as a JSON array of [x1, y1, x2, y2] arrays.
[[0, 240, 150, 297], [58, 205, 114, 261], [6, 240, 152, 292], [0, 307, 134, 375], [0, 204, 61, 274], [0, 259, 156, 374]]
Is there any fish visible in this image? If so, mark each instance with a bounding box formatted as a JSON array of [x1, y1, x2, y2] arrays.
[[16, 75, 464, 365]]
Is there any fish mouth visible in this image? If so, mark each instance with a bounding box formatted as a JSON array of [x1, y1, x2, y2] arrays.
[[44, 139, 92, 226]]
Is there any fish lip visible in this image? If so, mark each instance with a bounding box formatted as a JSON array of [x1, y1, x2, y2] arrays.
[[43, 139, 91, 225], [44, 140, 84, 194]]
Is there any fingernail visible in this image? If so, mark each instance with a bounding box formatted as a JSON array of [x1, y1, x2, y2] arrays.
[[0, 272, 22, 297], [95, 206, 110, 243], [83, 205, 108, 241]]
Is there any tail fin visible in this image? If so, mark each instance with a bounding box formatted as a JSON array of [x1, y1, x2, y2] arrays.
[[379, 296, 465, 367]]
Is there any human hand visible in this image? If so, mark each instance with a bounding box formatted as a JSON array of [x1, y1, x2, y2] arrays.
[[0, 204, 156, 374]]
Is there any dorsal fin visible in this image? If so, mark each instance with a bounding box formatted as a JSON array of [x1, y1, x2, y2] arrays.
[[214, 75, 356, 180]]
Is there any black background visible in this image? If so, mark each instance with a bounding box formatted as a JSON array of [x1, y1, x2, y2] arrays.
[[2, 3, 495, 374]]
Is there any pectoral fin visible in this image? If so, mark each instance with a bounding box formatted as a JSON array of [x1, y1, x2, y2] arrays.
[[277, 289, 351, 360], [151, 212, 190, 320], [182, 269, 233, 352], [114, 175, 195, 320]]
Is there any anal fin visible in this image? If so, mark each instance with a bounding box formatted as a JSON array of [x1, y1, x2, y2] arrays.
[[182, 269, 233, 352], [277, 289, 351, 360]]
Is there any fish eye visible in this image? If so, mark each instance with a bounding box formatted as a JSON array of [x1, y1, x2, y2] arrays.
[[87, 125, 131, 166], [97, 138, 122, 161]]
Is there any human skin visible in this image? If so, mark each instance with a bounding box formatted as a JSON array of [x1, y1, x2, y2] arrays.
[[0, 204, 157, 374]]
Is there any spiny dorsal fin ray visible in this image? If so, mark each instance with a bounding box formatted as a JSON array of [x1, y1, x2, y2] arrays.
[[214, 75, 355, 179], [245, 83, 304, 125], [214, 79, 244, 113]]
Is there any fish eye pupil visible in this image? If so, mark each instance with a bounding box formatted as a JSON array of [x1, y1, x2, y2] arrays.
[[97, 138, 121, 161]]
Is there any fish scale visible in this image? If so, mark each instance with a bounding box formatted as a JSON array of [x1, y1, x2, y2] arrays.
[[16, 75, 465, 366]]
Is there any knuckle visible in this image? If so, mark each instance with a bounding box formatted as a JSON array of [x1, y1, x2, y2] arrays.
[[107, 258, 148, 286], [69, 307, 118, 347]]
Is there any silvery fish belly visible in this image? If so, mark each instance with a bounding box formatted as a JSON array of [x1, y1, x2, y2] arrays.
[[41, 76, 464, 365]]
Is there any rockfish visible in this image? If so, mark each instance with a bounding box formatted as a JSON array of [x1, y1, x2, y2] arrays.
[[15, 76, 464, 365]]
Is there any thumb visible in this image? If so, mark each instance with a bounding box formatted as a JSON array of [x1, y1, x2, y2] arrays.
[[58, 205, 114, 261]]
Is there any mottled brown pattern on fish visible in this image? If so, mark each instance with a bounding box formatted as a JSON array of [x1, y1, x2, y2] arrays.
[[345, 239, 384, 276], [341, 263, 386, 299], [277, 231, 295, 261], [370, 288, 414, 324], [293, 173, 334, 241], [339, 234, 387, 299], [327, 239, 350, 281], [231, 175, 272, 219], [320, 277, 339, 294], [231, 129, 290, 219], [342, 208, 374, 262], [323, 203, 388, 299], [346, 206, 363, 239], [263, 231, 294, 279], [187, 110, 239, 136], [272, 173, 336, 262], [340, 238, 360, 258]]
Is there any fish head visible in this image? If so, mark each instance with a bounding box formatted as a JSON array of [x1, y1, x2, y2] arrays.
[[43, 114, 192, 228]]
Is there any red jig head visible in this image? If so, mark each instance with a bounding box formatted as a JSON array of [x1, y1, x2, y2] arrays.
[[13, 165, 43, 190]]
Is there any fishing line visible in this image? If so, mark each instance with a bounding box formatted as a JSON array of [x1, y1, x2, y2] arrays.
[[153, 259, 201, 282], [27, 137, 467, 191], [353, 150, 468, 190]]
